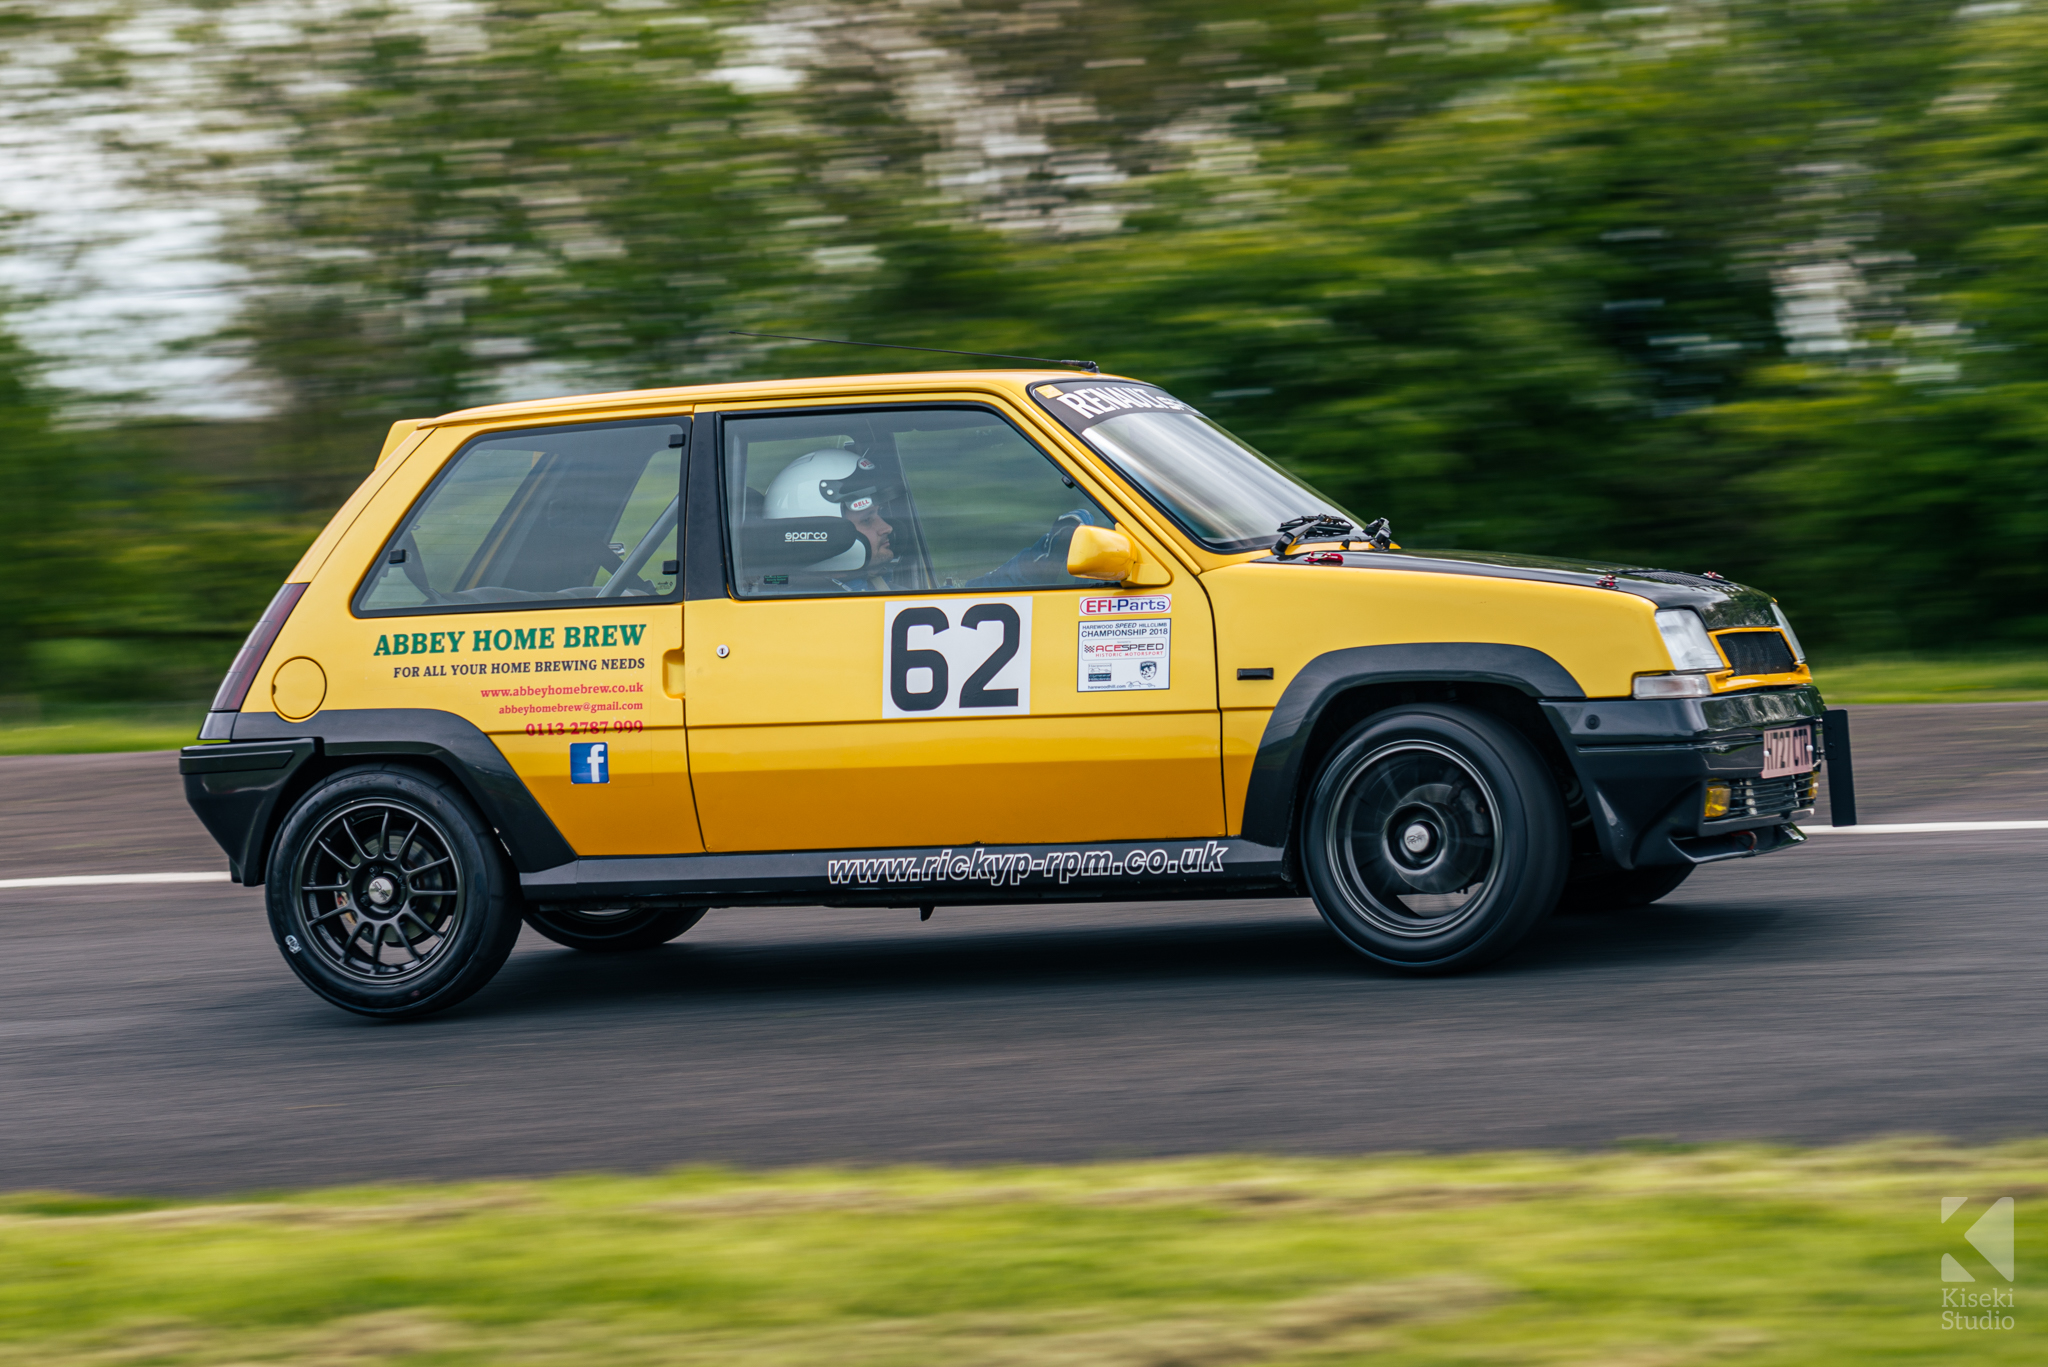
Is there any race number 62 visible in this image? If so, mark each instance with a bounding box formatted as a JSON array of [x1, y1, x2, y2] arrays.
[[882, 597, 1033, 718]]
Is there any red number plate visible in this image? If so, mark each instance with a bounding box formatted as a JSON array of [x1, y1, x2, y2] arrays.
[[1761, 724, 1814, 778]]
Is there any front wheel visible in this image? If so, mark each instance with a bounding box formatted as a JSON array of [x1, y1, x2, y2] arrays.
[[1300, 705, 1569, 974], [266, 765, 524, 1019], [523, 904, 706, 952]]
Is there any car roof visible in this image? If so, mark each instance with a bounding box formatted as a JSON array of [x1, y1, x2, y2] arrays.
[[415, 368, 1117, 430]]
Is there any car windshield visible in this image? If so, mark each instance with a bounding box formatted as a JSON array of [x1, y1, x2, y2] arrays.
[[1029, 382, 1353, 552]]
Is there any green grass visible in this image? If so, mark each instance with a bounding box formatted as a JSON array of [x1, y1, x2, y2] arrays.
[[0, 701, 205, 755], [1811, 654, 2048, 704], [1, 1142, 2039, 1364]]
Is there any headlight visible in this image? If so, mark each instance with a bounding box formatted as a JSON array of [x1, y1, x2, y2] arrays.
[[1654, 608, 1724, 673], [1771, 602, 1806, 663]]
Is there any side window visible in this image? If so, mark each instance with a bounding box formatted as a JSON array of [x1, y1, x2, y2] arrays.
[[722, 406, 1112, 598], [356, 420, 683, 614]]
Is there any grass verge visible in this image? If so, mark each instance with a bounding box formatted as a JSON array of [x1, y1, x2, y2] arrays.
[[0, 702, 204, 755], [1811, 654, 2048, 704], [1, 1142, 2039, 1364]]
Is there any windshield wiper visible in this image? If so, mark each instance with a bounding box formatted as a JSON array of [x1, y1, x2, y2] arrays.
[[1273, 514, 1396, 557]]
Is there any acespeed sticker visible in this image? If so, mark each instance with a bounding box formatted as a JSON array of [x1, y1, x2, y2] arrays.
[[1078, 593, 1171, 617], [1078, 618, 1170, 692], [882, 597, 1033, 718]]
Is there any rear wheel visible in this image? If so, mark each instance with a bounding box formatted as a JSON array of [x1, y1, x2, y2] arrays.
[[1556, 863, 1694, 914], [523, 904, 706, 952], [266, 765, 523, 1019], [1300, 705, 1569, 974]]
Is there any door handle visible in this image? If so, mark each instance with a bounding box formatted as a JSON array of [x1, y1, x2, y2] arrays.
[[663, 649, 686, 698]]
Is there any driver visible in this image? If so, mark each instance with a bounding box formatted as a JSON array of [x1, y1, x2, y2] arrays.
[[762, 448, 1117, 591], [763, 449, 900, 591]]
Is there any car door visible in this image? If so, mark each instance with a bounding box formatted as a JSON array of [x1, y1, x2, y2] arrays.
[[350, 415, 703, 856], [683, 398, 1223, 853]]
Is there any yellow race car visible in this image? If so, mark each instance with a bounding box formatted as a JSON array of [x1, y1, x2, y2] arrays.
[[182, 369, 1850, 1017]]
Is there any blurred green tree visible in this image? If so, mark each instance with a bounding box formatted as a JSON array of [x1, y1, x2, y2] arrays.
[[0, 322, 73, 695], [6, 0, 2046, 696]]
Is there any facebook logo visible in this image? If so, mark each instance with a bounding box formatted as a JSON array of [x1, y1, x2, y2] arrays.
[[569, 742, 610, 785]]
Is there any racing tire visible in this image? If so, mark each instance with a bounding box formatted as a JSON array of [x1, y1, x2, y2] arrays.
[[1555, 863, 1694, 914], [1300, 704, 1570, 974], [522, 904, 707, 952], [265, 765, 524, 1020]]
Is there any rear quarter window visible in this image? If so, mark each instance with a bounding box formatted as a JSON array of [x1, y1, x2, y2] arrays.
[[355, 419, 685, 616]]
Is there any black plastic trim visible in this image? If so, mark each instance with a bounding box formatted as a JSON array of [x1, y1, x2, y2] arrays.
[[1670, 822, 1807, 865], [1539, 685, 1827, 868], [224, 709, 577, 876], [522, 836, 1290, 909], [1823, 708, 1857, 827], [180, 739, 318, 884], [683, 412, 724, 601], [1239, 643, 1585, 847]]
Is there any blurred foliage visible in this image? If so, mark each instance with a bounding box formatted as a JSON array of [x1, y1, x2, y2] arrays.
[[0, 323, 69, 693], [1809, 652, 2048, 705], [2, 1143, 2044, 1363], [7, 0, 2048, 705]]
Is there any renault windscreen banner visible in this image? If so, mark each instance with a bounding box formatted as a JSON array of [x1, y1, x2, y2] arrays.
[[1029, 379, 1199, 437]]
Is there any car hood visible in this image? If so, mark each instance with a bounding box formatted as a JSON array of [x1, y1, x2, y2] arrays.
[[1244, 546, 1779, 630]]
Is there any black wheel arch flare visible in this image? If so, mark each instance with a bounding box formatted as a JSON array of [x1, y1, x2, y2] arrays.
[[181, 709, 577, 886], [1238, 644, 1587, 851]]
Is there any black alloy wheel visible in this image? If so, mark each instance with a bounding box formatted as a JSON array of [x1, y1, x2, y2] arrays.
[[1555, 862, 1694, 914], [523, 903, 707, 952], [267, 766, 522, 1018], [1301, 705, 1569, 973]]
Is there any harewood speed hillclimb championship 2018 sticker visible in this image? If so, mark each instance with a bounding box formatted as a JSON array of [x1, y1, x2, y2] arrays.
[[1078, 617, 1171, 692]]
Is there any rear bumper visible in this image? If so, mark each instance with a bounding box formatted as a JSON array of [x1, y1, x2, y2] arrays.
[[180, 739, 319, 883], [1541, 686, 1841, 870]]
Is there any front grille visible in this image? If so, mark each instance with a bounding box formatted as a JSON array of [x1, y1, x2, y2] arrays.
[[1716, 629, 1797, 675], [1722, 773, 1815, 820]]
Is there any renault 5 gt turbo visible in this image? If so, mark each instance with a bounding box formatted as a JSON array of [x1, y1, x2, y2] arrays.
[[181, 368, 1855, 1018]]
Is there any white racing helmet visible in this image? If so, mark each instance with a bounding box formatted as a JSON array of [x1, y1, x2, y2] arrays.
[[764, 448, 887, 572]]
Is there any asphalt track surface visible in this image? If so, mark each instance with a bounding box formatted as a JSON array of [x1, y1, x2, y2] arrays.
[[4, 703, 2046, 1195]]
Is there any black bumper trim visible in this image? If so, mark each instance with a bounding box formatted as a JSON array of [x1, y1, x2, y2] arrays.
[[1671, 822, 1808, 864], [179, 739, 319, 883], [1541, 685, 1828, 869], [186, 709, 579, 884]]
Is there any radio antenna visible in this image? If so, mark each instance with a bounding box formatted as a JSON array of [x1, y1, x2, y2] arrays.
[[728, 330, 1100, 374]]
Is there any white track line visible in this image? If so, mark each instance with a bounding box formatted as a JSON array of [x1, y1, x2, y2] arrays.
[[1804, 821, 2048, 835], [0, 872, 232, 890]]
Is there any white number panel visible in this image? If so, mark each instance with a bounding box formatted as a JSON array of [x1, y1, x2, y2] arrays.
[[881, 597, 1033, 718]]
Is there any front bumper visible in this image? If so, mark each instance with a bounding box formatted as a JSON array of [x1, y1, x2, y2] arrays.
[[1541, 685, 1843, 870]]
